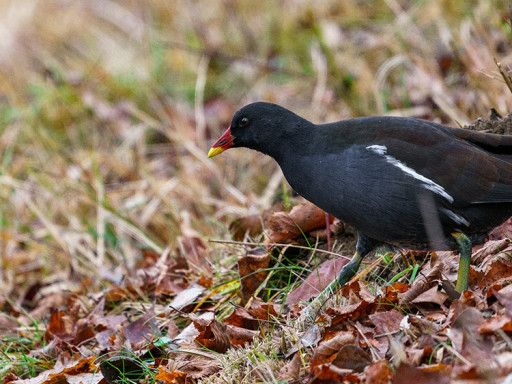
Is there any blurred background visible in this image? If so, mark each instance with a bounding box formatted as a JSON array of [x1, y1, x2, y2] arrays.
[[0, 0, 511, 315]]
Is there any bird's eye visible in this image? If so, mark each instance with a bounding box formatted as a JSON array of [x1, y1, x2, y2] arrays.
[[239, 117, 249, 127]]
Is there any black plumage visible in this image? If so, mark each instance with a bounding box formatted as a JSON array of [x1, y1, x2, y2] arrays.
[[208, 102, 512, 307]]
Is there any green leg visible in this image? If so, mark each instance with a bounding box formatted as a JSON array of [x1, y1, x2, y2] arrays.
[[452, 232, 472, 293], [297, 233, 376, 327]]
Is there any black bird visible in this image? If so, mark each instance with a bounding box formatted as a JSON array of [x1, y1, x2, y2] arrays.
[[208, 102, 512, 318]]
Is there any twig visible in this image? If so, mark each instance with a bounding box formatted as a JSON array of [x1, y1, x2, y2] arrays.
[[494, 57, 512, 95], [208, 238, 351, 260]]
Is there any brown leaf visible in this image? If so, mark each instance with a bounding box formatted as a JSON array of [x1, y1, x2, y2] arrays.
[[494, 284, 512, 316], [481, 260, 512, 287], [315, 331, 356, 359], [382, 282, 409, 305], [410, 286, 448, 306], [155, 277, 186, 297], [369, 309, 404, 334], [89, 301, 126, 350], [154, 367, 187, 384], [45, 310, 74, 341], [230, 214, 262, 241], [73, 318, 96, 345], [175, 355, 221, 379], [447, 307, 483, 351], [403, 315, 442, 338], [278, 352, 302, 381], [328, 281, 376, 324], [449, 307, 496, 374], [364, 360, 393, 384], [490, 218, 512, 240], [104, 284, 137, 303], [312, 363, 359, 382], [401, 259, 442, 304], [176, 235, 210, 276], [331, 344, 372, 373], [124, 308, 160, 347], [286, 257, 350, 308], [237, 249, 271, 303], [194, 318, 231, 353], [471, 239, 510, 265], [223, 307, 260, 330], [249, 300, 281, 318], [394, 363, 450, 384], [478, 315, 512, 333], [226, 324, 257, 347], [267, 202, 327, 243], [9, 357, 97, 384]]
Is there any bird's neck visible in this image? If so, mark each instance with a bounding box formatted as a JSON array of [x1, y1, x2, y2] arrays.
[[262, 120, 317, 162]]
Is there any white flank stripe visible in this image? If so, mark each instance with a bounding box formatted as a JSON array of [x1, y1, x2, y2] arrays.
[[441, 208, 470, 226], [366, 145, 454, 203], [366, 144, 387, 155]]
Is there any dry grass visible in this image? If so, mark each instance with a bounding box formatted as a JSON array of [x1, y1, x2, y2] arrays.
[[1, 0, 512, 381]]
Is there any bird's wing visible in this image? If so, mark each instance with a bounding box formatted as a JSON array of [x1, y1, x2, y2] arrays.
[[324, 117, 512, 207], [376, 123, 512, 206]]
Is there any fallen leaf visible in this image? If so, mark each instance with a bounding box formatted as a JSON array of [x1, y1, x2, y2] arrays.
[[267, 202, 327, 243], [312, 363, 359, 382], [176, 235, 211, 276], [28, 292, 66, 322], [194, 317, 231, 353], [315, 331, 356, 359], [229, 214, 262, 241], [154, 367, 187, 384], [168, 283, 205, 310], [155, 277, 186, 297], [174, 354, 221, 379], [286, 257, 350, 308], [471, 239, 510, 265], [369, 309, 404, 334], [478, 315, 512, 333], [331, 344, 372, 373], [410, 286, 448, 306], [447, 307, 483, 351], [223, 307, 260, 330], [495, 284, 512, 316], [226, 324, 257, 346], [394, 363, 449, 384], [364, 360, 393, 384], [45, 310, 74, 342], [237, 248, 270, 303], [490, 218, 512, 240], [481, 260, 512, 287], [383, 282, 409, 305], [278, 352, 302, 381], [124, 307, 161, 347], [328, 281, 376, 324], [9, 357, 97, 384], [401, 260, 442, 304]]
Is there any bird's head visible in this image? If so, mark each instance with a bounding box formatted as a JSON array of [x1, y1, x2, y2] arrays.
[[208, 102, 308, 158]]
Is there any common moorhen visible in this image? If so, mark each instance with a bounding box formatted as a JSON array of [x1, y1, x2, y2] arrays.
[[208, 102, 512, 319]]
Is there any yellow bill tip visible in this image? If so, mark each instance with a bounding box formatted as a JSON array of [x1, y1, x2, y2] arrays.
[[208, 146, 226, 158]]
